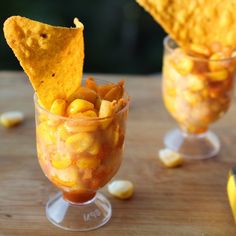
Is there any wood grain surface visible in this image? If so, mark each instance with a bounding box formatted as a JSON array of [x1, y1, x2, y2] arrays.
[[0, 71, 236, 236]]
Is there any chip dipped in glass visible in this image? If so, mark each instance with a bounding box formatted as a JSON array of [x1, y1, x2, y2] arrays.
[[35, 77, 129, 231]]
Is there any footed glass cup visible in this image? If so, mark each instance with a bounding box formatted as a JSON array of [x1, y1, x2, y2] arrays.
[[34, 78, 129, 231], [162, 36, 236, 159]]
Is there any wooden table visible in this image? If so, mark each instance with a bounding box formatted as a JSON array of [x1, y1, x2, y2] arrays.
[[0, 71, 236, 236]]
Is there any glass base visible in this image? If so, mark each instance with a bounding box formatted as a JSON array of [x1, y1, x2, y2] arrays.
[[164, 128, 220, 160], [46, 192, 112, 231]]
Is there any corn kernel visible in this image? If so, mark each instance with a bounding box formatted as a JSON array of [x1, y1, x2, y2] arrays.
[[76, 156, 100, 169], [113, 126, 119, 147], [106, 125, 119, 147], [68, 87, 98, 104], [87, 140, 100, 155], [39, 113, 48, 123], [189, 44, 210, 57], [166, 87, 176, 96], [50, 153, 72, 169], [183, 91, 199, 105], [57, 124, 71, 141], [70, 110, 97, 118], [159, 149, 183, 168], [207, 69, 228, 81], [50, 99, 67, 116], [172, 55, 193, 76], [220, 11, 232, 27], [187, 74, 205, 91], [99, 100, 115, 129], [209, 53, 227, 71], [66, 132, 94, 153], [164, 95, 175, 114], [231, 50, 236, 58], [65, 119, 98, 133], [108, 180, 134, 200], [0, 111, 24, 128], [37, 122, 56, 145], [52, 166, 78, 187], [67, 99, 94, 115], [47, 117, 61, 127]]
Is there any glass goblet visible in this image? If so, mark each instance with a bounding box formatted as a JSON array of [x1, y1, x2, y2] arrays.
[[35, 78, 129, 231], [162, 36, 235, 159]]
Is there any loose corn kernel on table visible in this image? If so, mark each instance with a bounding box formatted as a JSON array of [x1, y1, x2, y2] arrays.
[[0, 71, 236, 236]]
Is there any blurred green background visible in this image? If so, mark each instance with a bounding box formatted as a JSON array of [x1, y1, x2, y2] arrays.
[[0, 0, 166, 74]]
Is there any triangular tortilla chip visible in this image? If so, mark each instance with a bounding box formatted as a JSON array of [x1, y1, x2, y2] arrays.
[[4, 16, 84, 109], [136, 0, 236, 50]]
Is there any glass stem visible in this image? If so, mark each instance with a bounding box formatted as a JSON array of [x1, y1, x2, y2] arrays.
[[63, 191, 96, 205]]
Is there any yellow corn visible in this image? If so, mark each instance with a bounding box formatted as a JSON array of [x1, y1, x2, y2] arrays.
[[99, 99, 114, 115], [50, 153, 72, 169], [173, 55, 193, 76], [37, 122, 56, 145], [70, 110, 97, 118], [50, 99, 67, 116], [164, 95, 175, 114], [67, 99, 94, 115], [68, 87, 97, 104], [108, 180, 134, 200], [106, 124, 119, 147], [64, 119, 98, 133], [167, 87, 177, 96], [113, 126, 119, 147], [87, 140, 100, 155], [83, 110, 97, 117], [76, 156, 100, 169], [57, 124, 71, 140], [47, 118, 61, 127], [159, 149, 183, 168], [39, 113, 48, 123], [209, 52, 227, 71], [66, 132, 94, 153], [187, 74, 205, 91], [207, 69, 228, 81], [231, 50, 236, 58], [99, 100, 115, 129], [189, 44, 210, 57], [183, 91, 199, 105], [0, 111, 24, 128], [52, 166, 78, 187]]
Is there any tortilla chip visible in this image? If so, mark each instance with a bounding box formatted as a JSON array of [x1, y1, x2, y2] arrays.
[[136, 0, 236, 50], [3, 16, 84, 109]]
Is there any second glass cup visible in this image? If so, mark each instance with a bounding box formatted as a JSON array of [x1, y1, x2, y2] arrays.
[[35, 78, 129, 231], [162, 36, 236, 159]]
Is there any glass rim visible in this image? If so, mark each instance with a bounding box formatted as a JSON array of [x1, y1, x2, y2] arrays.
[[163, 35, 236, 62], [34, 79, 130, 122]]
